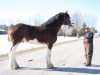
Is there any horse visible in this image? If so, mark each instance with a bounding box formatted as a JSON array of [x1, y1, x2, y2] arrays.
[[8, 11, 72, 70]]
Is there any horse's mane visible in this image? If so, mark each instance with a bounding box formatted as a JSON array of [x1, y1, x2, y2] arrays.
[[42, 12, 64, 27]]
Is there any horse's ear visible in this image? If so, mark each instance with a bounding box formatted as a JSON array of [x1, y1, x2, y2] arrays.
[[65, 11, 68, 13]]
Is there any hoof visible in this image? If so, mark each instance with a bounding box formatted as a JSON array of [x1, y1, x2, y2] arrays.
[[9, 64, 19, 70], [11, 65, 19, 70], [47, 64, 54, 69]]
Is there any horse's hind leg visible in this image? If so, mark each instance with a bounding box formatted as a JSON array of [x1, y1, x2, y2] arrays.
[[46, 44, 54, 69], [8, 43, 19, 70]]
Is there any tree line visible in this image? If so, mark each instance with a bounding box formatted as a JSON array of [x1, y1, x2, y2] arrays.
[[0, 12, 98, 37]]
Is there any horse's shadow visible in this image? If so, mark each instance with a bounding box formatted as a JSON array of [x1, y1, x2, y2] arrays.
[[53, 66, 100, 74], [18, 64, 100, 74], [92, 64, 100, 67]]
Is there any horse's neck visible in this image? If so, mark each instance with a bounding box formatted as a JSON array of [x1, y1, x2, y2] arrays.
[[51, 20, 63, 34], [44, 15, 64, 34]]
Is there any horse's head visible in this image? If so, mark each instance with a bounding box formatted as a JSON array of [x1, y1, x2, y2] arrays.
[[63, 11, 72, 28]]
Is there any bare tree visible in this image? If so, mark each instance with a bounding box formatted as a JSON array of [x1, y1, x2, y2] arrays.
[[60, 25, 68, 37], [34, 15, 45, 26], [72, 12, 83, 38], [34, 16, 41, 26], [85, 15, 97, 28], [85, 15, 97, 33]]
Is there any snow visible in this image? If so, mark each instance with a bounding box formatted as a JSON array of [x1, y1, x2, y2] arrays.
[[0, 35, 80, 55], [56, 36, 80, 44]]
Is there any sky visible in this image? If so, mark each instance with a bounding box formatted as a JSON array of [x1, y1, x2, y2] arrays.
[[0, 0, 100, 31]]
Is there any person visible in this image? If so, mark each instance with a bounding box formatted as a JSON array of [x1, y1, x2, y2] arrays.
[[83, 27, 94, 66]]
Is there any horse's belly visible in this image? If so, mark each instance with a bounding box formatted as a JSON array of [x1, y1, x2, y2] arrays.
[[22, 38, 41, 44]]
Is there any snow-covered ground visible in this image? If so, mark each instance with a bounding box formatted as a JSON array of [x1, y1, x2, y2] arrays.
[[0, 37, 100, 75], [0, 35, 81, 55]]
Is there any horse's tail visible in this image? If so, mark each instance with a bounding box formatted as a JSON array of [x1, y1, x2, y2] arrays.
[[8, 35, 10, 42], [7, 25, 14, 42]]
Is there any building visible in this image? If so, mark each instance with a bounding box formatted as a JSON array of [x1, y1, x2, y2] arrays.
[[0, 30, 7, 35]]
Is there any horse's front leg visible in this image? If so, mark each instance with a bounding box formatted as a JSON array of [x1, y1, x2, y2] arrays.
[[46, 44, 54, 69], [9, 43, 19, 70]]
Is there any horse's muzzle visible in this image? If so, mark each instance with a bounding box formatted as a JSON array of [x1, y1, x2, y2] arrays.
[[68, 23, 73, 28]]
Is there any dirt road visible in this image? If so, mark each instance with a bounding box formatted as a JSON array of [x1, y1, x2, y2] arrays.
[[0, 37, 100, 75]]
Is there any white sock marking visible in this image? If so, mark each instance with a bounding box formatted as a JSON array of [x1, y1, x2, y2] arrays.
[[46, 48, 53, 68], [9, 43, 19, 69]]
